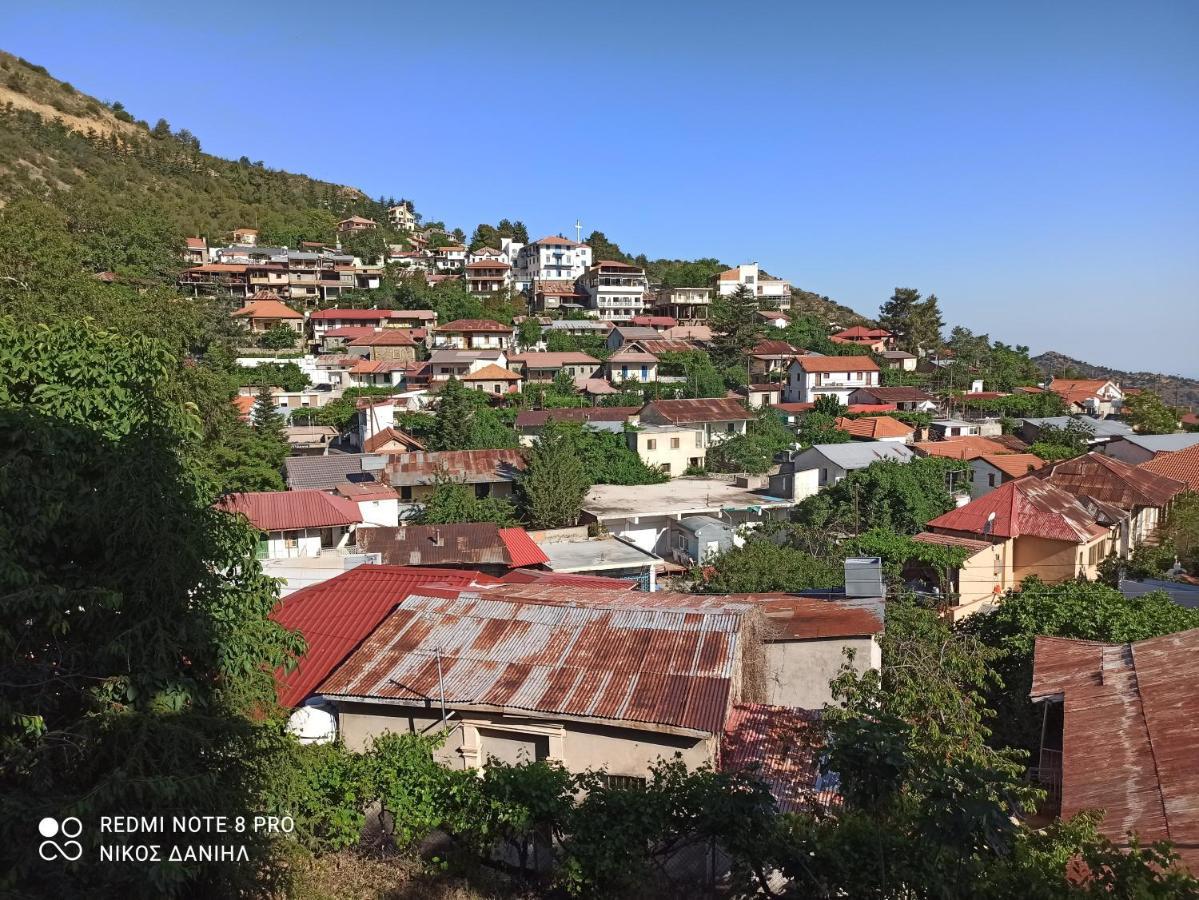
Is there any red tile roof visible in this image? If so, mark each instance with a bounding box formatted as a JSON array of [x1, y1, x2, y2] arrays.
[[926, 478, 1110, 543], [216, 490, 362, 532], [640, 397, 752, 425], [1140, 443, 1199, 492], [322, 326, 377, 340], [317, 588, 742, 733], [462, 363, 522, 381], [436, 318, 511, 333], [751, 340, 799, 357], [232, 395, 254, 421], [721, 704, 838, 813], [834, 328, 892, 340], [977, 453, 1047, 479], [793, 355, 880, 373], [348, 330, 417, 347], [272, 566, 497, 707], [834, 415, 914, 440], [334, 481, 399, 502], [362, 427, 426, 453], [1034, 451, 1186, 510], [231, 298, 302, 320], [464, 260, 511, 270], [310, 308, 398, 321], [912, 436, 1013, 460], [185, 236, 206, 249], [1031, 630, 1199, 873], [531, 234, 584, 247]]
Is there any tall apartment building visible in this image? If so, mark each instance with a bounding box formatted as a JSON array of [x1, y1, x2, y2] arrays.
[[514, 235, 592, 285], [578, 260, 648, 324]]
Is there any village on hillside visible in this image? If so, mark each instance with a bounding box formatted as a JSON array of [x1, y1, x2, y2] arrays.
[[177, 219, 1199, 886]]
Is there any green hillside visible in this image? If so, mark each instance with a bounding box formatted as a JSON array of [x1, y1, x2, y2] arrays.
[[0, 50, 406, 257]]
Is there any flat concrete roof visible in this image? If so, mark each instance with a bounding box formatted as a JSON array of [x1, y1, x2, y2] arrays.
[[540, 537, 660, 572], [584, 477, 792, 520]]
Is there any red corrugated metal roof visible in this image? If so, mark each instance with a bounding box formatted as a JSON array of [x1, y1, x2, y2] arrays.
[[497, 528, 551, 567], [721, 704, 839, 813], [1031, 630, 1199, 873], [317, 590, 741, 733], [216, 490, 362, 532], [926, 478, 1111, 543], [272, 565, 498, 707]]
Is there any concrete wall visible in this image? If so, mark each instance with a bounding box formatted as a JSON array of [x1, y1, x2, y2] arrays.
[[333, 701, 715, 778], [1012, 534, 1110, 583], [764, 637, 880, 708], [1103, 439, 1155, 466], [357, 498, 399, 528], [628, 428, 705, 476]]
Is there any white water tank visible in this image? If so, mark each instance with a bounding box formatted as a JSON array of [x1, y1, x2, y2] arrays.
[[286, 698, 338, 745]]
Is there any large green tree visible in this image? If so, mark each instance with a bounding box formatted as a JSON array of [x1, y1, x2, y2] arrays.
[[515, 421, 592, 528], [794, 456, 969, 535], [0, 318, 304, 895], [709, 285, 764, 364], [878, 287, 944, 354], [1123, 390, 1180, 434]]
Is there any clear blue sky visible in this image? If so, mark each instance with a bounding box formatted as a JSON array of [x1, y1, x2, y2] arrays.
[[4, 1, 1197, 375]]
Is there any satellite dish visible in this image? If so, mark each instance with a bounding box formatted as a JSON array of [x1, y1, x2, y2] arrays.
[[983, 511, 996, 536]]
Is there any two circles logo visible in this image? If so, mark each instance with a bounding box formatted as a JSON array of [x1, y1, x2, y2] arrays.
[[38, 817, 83, 862]]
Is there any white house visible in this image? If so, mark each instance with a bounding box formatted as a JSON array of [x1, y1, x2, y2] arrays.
[[606, 348, 659, 383], [514, 235, 593, 283], [428, 349, 508, 381], [784, 355, 881, 404], [577, 260, 648, 324], [433, 245, 467, 271], [216, 490, 361, 559], [768, 442, 915, 500], [334, 481, 400, 527], [713, 262, 791, 308]]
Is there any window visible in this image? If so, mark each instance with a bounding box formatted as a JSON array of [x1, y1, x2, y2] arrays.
[[400, 486, 413, 501], [475, 483, 491, 499], [695, 433, 703, 448], [988, 474, 996, 487], [647, 439, 657, 450], [599, 774, 647, 791], [727, 423, 735, 433], [671, 437, 680, 449]]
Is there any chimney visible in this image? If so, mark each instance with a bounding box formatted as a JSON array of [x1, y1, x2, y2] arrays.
[[844, 557, 883, 598]]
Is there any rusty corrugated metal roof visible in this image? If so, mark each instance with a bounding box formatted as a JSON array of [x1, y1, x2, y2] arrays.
[[386, 449, 526, 485], [926, 478, 1113, 543], [271, 565, 499, 707], [1031, 630, 1199, 873], [1036, 451, 1186, 510], [357, 524, 548, 568], [640, 397, 752, 425], [721, 704, 839, 813], [317, 590, 741, 734]]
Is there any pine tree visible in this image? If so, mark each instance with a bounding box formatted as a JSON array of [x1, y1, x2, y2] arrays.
[[432, 377, 477, 450], [879, 287, 944, 354], [516, 421, 592, 528], [251, 382, 286, 440], [710, 285, 764, 364]]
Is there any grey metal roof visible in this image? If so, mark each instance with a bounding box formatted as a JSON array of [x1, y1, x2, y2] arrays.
[[1114, 433, 1199, 453], [284, 453, 387, 490], [798, 441, 914, 470], [1119, 578, 1199, 609], [676, 515, 731, 534], [1021, 415, 1134, 437], [546, 320, 609, 331]]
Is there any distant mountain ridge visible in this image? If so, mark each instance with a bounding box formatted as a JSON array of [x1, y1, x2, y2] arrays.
[[1033, 351, 1199, 410]]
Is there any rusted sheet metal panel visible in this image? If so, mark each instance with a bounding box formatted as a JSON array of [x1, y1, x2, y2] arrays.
[[1030, 630, 1199, 874], [721, 704, 839, 813], [1036, 451, 1186, 510], [319, 590, 744, 733], [386, 449, 526, 485]]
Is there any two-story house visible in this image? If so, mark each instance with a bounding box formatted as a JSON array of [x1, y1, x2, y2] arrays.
[[433, 244, 468, 271], [784, 355, 881, 404], [432, 319, 513, 350], [464, 260, 511, 294], [508, 352, 601, 383], [638, 398, 753, 447], [713, 262, 791, 308], [577, 260, 649, 324], [514, 235, 593, 283]]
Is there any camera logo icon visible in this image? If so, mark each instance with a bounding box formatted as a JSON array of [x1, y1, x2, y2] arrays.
[[38, 817, 83, 861]]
